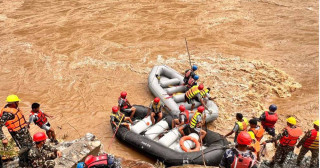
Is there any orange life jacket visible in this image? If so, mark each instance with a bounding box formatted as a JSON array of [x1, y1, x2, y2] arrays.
[[261, 111, 278, 128], [249, 126, 265, 142], [30, 110, 48, 127], [279, 126, 302, 147], [249, 140, 261, 157], [179, 110, 190, 124], [0, 107, 27, 132], [118, 97, 129, 109], [230, 149, 254, 168], [303, 129, 319, 149], [187, 78, 196, 88]]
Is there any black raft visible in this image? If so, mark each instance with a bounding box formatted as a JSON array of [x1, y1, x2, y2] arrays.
[[110, 105, 229, 166]]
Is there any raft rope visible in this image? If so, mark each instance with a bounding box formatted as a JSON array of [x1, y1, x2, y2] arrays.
[[108, 114, 125, 151]]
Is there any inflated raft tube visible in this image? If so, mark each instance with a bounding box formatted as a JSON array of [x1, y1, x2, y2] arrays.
[[111, 107, 229, 166], [148, 65, 219, 122]]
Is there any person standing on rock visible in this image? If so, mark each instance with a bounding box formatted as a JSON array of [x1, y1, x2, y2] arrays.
[[183, 64, 198, 84], [296, 120, 319, 168], [262, 117, 302, 167], [28, 103, 58, 145], [28, 132, 62, 168], [224, 113, 249, 143], [248, 118, 265, 142], [118, 91, 136, 119], [258, 104, 278, 137], [219, 131, 257, 168], [0, 95, 33, 167]]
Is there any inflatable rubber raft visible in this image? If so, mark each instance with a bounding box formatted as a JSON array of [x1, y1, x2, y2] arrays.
[[111, 105, 228, 166], [148, 65, 219, 122]]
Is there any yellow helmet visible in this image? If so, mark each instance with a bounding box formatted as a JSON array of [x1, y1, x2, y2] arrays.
[[6, 95, 20, 103], [248, 131, 255, 140], [286, 117, 297, 125], [313, 120, 319, 126]]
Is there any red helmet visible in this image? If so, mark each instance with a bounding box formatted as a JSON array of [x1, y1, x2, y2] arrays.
[[85, 155, 94, 165], [112, 106, 118, 113], [33, 132, 47, 142], [198, 84, 204, 90], [179, 105, 186, 112], [154, 97, 160, 103], [237, 131, 252, 145], [120, 91, 127, 98], [197, 106, 205, 113]]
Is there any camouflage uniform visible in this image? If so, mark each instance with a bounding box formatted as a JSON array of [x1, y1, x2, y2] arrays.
[[267, 128, 295, 166], [0, 110, 33, 167], [28, 143, 58, 168], [297, 130, 319, 168]]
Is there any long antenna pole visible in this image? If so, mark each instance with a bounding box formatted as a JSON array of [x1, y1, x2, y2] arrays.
[[185, 38, 192, 68]]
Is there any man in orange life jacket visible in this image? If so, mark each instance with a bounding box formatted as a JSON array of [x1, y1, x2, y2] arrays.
[[118, 91, 136, 119], [296, 120, 319, 168], [258, 104, 278, 137], [219, 131, 257, 168], [248, 118, 264, 142], [172, 105, 189, 128], [183, 65, 198, 84], [28, 103, 58, 145], [0, 95, 33, 167], [248, 131, 261, 161], [185, 75, 199, 91], [224, 113, 249, 143], [262, 117, 302, 167]]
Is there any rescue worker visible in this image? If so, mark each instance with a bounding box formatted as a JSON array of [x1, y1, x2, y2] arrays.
[[28, 103, 58, 145], [28, 132, 62, 168], [111, 106, 133, 130], [224, 113, 249, 143], [262, 117, 302, 167], [146, 97, 171, 125], [180, 106, 206, 143], [296, 120, 319, 168], [172, 105, 189, 128], [219, 131, 257, 168], [185, 84, 206, 111], [248, 118, 265, 142], [0, 95, 33, 167], [186, 75, 199, 91], [184, 65, 197, 84], [259, 104, 278, 137], [248, 131, 261, 161], [118, 91, 136, 119], [77, 154, 116, 168]]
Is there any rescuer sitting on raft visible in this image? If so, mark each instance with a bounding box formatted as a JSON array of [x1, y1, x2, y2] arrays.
[[118, 91, 136, 119], [172, 105, 189, 128], [28, 103, 58, 144], [185, 75, 199, 91], [146, 97, 171, 125], [111, 106, 133, 130], [180, 106, 207, 143], [183, 65, 198, 84]]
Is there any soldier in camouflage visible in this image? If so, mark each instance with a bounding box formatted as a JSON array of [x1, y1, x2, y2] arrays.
[[262, 117, 302, 168], [296, 120, 319, 168], [0, 95, 33, 167], [28, 132, 62, 168]]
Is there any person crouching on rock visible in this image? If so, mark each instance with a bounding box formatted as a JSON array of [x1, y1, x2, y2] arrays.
[[111, 106, 132, 130], [28, 103, 58, 145], [28, 132, 62, 168]]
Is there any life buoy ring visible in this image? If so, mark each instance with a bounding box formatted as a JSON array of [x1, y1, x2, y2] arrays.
[[179, 136, 200, 152]]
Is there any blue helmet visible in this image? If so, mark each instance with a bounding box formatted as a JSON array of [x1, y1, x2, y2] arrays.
[[77, 162, 85, 168], [193, 75, 199, 80], [192, 65, 198, 71], [269, 104, 277, 112]]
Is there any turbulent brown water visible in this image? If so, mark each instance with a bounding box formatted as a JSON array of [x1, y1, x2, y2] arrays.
[[0, 0, 318, 166]]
